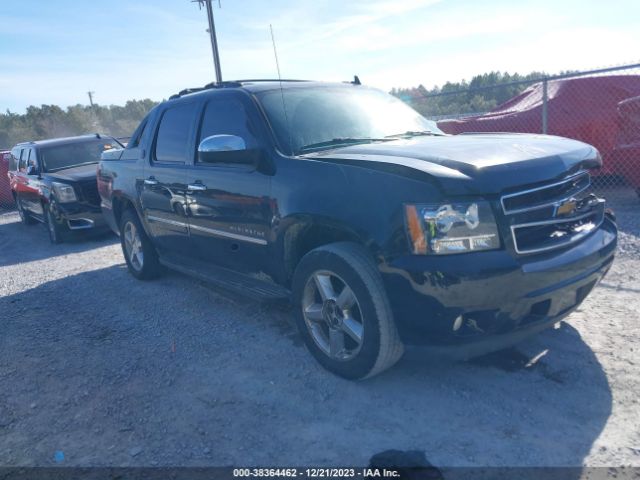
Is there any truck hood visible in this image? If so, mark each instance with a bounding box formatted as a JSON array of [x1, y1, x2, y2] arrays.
[[306, 133, 601, 195], [45, 163, 98, 183]]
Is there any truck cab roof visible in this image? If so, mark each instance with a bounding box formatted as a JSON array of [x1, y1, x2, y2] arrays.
[[170, 79, 362, 100]]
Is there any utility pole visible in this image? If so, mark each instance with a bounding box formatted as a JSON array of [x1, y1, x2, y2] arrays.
[[86, 91, 98, 130], [193, 0, 222, 83]]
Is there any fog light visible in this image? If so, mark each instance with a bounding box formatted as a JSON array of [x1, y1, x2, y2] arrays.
[[432, 234, 497, 254], [453, 315, 463, 331]]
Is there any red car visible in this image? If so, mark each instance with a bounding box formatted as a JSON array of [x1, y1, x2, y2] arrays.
[[438, 75, 640, 195], [612, 94, 640, 196]]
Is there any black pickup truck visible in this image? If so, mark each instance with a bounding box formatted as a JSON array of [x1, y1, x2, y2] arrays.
[[98, 80, 617, 379]]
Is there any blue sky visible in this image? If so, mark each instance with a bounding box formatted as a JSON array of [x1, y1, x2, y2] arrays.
[[1, 0, 639, 112]]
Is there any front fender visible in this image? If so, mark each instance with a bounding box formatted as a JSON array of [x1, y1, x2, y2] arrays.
[[273, 155, 443, 259]]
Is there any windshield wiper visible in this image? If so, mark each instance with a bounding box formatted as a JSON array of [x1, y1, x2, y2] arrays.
[[384, 130, 442, 138], [298, 137, 392, 153]]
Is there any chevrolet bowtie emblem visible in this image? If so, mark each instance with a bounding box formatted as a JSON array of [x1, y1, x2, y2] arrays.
[[555, 199, 577, 216]]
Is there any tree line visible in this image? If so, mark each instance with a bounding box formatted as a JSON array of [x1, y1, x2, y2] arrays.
[[1, 70, 559, 149], [0, 99, 158, 149], [391, 70, 550, 118]]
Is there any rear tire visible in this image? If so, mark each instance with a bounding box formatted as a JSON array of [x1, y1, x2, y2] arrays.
[[119, 209, 162, 280], [292, 242, 404, 380], [16, 197, 36, 225]]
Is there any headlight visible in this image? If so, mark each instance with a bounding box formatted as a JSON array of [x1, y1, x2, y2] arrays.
[[52, 182, 77, 203], [404, 201, 500, 255]]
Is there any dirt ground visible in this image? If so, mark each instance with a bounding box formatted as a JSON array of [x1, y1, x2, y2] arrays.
[[0, 198, 639, 471]]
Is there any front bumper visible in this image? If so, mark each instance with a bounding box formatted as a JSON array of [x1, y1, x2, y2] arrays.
[[380, 217, 617, 349], [53, 202, 108, 233]]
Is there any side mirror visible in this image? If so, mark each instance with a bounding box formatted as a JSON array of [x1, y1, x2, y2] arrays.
[[197, 135, 256, 165]]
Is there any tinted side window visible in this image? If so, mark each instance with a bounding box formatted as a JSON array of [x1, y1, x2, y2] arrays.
[[18, 149, 27, 171], [9, 148, 19, 171], [154, 103, 198, 164], [198, 97, 258, 151], [27, 149, 38, 172], [128, 117, 148, 149]]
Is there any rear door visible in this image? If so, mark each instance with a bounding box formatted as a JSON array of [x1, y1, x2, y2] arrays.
[[186, 92, 273, 274], [140, 100, 198, 255]]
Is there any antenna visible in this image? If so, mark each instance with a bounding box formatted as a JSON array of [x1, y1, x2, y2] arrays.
[[270, 24, 293, 156]]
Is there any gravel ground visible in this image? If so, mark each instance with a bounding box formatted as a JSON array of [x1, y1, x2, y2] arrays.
[[0, 196, 639, 471]]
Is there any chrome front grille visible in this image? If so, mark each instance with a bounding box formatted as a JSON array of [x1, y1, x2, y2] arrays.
[[501, 171, 591, 215], [501, 172, 605, 254]]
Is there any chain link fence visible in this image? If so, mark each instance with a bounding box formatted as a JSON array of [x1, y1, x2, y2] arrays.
[[399, 62, 640, 205], [0, 150, 14, 212]]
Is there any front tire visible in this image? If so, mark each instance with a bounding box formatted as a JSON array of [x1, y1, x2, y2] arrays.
[[16, 197, 36, 225], [119, 209, 162, 280], [44, 203, 64, 244], [292, 242, 404, 380]]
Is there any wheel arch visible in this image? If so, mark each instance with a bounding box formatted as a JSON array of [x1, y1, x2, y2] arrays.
[[280, 216, 380, 287], [111, 194, 145, 231]]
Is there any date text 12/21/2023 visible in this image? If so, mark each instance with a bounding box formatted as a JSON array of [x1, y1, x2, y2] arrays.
[[233, 468, 401, 478]]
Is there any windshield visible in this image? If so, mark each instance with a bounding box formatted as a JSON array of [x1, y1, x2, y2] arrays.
[[256, 85, 444, 155], [40, 138, 121, 172]]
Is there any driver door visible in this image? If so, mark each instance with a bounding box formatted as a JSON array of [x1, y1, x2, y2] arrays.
[[186, 93, 273, 274]]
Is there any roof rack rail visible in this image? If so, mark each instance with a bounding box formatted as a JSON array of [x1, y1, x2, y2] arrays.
[[169, 87, 207, 100], [229, 79, 310, 83], [202, 81, 243, 89], [169, 79, 315, 99], [343, 75, 361, 85]]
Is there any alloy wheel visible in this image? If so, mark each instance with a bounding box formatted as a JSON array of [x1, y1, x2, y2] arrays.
[[301, 271, 364, 361], [123, 221, 144, 271], [47, 209, 57, 242]]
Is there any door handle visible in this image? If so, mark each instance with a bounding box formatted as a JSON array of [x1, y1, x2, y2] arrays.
[[187, 183, 207, 192], [144, 177, 158, 186]]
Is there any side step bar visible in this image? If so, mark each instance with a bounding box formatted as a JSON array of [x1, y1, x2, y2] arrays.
[[159, 256, 291, 303]]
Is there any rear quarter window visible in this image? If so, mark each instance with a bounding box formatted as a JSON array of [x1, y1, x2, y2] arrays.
[[127, 117, 149, 149]]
